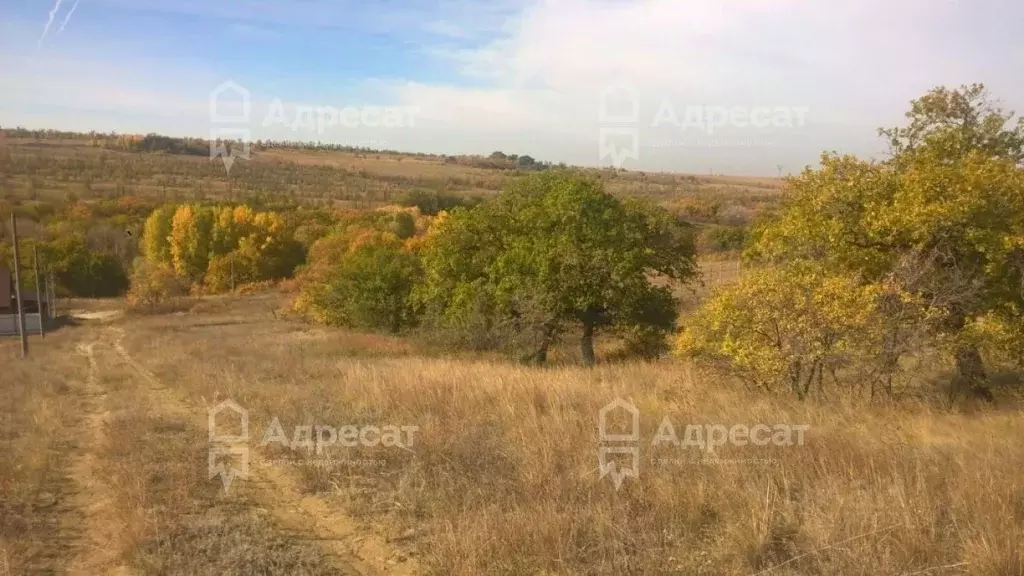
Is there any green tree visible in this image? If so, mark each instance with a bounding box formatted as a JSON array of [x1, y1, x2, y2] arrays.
[[44, 235, 129, 297], [311, 240, 422, 332], [417, 171, 698, 365]]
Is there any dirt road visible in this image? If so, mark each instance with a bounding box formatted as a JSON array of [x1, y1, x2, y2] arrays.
[[2, 318, 417, 575]]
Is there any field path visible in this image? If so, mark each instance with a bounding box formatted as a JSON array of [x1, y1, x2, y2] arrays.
[[59, 338, 134, 575], [106, 326, 419, 575]]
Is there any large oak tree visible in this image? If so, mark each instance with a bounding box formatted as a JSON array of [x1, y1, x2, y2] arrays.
[[416, 171, 698, 365]]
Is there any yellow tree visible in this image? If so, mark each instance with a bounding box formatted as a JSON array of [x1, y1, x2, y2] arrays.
[[210, 206, 238, 257], [746, 84, 1024, 397], [210, 205, 257, 257], [169, 204, 214, 284], [142, 204, 176, 264], [677, 262, 884, 398]]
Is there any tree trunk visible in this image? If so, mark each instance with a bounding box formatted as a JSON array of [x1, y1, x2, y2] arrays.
[[533, 342, 549, 365], [953, 344, 994, 402], [522, 324, 554, 365], [580, 321, 596, 367], [944, 308, 994, 402], [788, 359, 803, 399]]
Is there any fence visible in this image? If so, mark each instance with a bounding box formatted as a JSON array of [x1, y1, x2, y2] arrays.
[[699, 259, 743, 290], [0, 314, 46, 336]]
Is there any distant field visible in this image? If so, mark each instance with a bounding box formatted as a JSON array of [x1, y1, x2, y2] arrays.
[[0, 135, 784, 212]]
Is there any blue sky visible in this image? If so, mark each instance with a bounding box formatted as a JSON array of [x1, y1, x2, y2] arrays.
[[2, 0, 1023, 175]]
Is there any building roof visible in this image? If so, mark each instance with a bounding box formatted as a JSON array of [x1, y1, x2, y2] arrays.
[[0, 268, 41, 303]]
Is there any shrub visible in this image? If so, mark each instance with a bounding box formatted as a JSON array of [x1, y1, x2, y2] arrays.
[[126, 259, 188, 313], [716, 203, 756, 226], [677, 261, 882, 398], [308, 242, 422, 332], [398, 189, 480, 216], [677, 196, 721, 222], [388, 211, 417, 240], [699, 225, 746, 252], [610, 324, 673, 361]]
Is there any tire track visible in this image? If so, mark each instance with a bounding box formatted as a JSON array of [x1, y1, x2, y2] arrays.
[[65, 340, 133, 576], [106, 327, 419, 575]]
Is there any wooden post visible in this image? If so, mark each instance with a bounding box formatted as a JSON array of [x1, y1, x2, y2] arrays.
[[10, 214, 27, 357], [48, 268, 56, 320], [230, 252, 235, 293], [34, 246, 44, 338], [46, 268, 52, 319]]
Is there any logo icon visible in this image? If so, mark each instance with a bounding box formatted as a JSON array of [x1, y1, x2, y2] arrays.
[[208, 399, 249, 493], [209, 80, 252, 174], [597, 83, 640, 169], [598, 397, 640, 489], [209, 128, 251, 174], [598, 84, 640, 124], [598, 127, 640, 169], [209, 80, 251, 123]]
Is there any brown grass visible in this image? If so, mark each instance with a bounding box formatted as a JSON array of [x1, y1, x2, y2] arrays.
[[0, 329, 86, 573], [3, 293, 1022, 574], [0, 316, 339, 574], [105, 294, 1024, 575]]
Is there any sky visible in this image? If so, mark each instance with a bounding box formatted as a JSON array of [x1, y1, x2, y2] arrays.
[[1, 0, 1022, 175]]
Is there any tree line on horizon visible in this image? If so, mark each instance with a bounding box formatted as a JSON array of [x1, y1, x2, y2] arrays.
[[0, 127, 559, 173]]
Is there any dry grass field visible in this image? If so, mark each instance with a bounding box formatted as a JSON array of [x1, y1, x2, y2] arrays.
[[0, 135, 783, 211], [2, 292, 1023, 575]]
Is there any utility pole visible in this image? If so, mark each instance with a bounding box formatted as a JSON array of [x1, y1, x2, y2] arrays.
[[33, 246, 44, 338], [10, 214, 27, 357], [230, 252, 235, 293], [48, 268, 56, 320]]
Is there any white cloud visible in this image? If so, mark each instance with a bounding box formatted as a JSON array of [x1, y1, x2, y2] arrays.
[[377, 0, 1024, 173], [3, 0, 1023, 175]]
